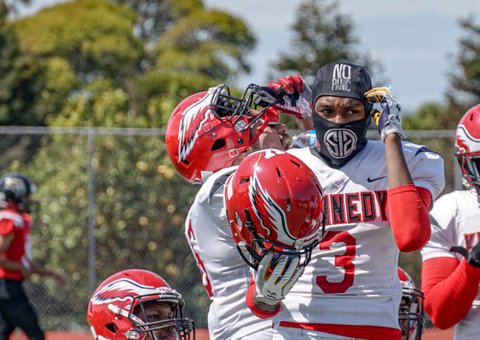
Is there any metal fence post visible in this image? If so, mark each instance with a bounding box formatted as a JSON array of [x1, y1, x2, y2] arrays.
[[87, 128, 97, 295]]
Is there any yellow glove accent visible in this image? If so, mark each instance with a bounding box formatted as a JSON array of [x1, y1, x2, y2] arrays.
[[364, 87, 393, 104], [370, 109, 381, 125]]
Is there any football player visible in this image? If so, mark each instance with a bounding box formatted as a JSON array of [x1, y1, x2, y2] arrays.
[[0, 173, 66, 340], [421, 104, 480, 339], [248, 61, 445, 339], [167, 83, 312, 339], [224, 149, 325, 317], [87, 269, 195, 340]]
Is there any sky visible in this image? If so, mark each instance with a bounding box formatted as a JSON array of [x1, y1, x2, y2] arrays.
[[16, 0, 480, 112]]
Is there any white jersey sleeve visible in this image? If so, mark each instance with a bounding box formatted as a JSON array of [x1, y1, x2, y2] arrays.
[[421, 190, 480, 340], [184, 167, 273, 340], [421, 191, 464, 262], [401, 141, 445, 201]]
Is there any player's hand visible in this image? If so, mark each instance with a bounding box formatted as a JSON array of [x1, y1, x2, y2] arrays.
[[450, 242, 480, 268], [20, 264, 32, 280], [253, 251, 304, 306], [255, 75, 312, 120], [365, 87, 407, 142]]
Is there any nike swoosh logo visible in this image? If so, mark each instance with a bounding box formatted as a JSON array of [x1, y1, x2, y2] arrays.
[[367, 176, 386, 183]]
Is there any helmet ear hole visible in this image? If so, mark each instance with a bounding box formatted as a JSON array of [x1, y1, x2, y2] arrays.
[[4, 189, 16, 201], [105, 323, 117, 333], [211, 139, 226, 151]]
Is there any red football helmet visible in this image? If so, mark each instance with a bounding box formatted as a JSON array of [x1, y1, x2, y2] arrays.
[[398, 267, 424, 340], [455, 104, 480, 195], [225, 149, 325, 269], [165, 84, 280, 184], [87, 269, 195, 340]]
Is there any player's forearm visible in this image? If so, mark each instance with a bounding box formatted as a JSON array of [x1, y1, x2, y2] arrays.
[[384, 134, 413, 188], [0, 258, 23, 271], [422, 258, 480, 329], [388, 184, 431, 252], [30, 262, 54, 276]]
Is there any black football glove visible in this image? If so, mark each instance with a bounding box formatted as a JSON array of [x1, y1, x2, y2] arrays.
[[450, 242, 480, 268]]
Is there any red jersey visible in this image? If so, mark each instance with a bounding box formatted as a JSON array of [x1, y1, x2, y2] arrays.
[[0, 207, 31, 281]]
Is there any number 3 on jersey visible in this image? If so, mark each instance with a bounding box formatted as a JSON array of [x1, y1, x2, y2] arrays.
[[316, 231, 356, 293]]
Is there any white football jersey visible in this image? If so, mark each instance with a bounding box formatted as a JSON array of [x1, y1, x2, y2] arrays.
[[421, 190, 480, 340], [185, 167, 273, 340], [275, 140, 445, 329]]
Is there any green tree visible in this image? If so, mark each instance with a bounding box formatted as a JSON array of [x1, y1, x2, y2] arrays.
[[269, 0, 381, 80], [13, 0, 256, 124], [380, 15, 480, 133], [444, 15, 480, 121], [112, 0, 203, 45], [0, 4, 51, 171], [14, 0, 143, 87], [143, 8, 256, 123], [401, 16, 480, 194], [0, 8, 45, 125]]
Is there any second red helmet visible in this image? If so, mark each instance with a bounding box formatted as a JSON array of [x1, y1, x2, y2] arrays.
[[225, 149, 325, 269]]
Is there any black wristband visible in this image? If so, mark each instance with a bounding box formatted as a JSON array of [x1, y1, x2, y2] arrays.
[[468, 243, 480, 268]]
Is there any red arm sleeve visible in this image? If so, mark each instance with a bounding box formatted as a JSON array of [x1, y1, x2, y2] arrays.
[[388, 185, 432, 252], [422, 257, 480, 329], [245, 276, 280, 319]]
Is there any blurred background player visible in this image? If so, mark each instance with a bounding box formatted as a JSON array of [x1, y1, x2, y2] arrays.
[[0, 172, 66, 340], [398, 267, 424, 340], [87, 269, 195, 340], [250, 61, 444, 339], [166, 83, 313, 339], [224, 149, 325, 316], [421, 104, 480, 339]]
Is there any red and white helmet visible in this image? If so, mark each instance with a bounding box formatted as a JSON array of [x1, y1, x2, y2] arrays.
[[87, 269, 195, 340], [455, 104, 480, 195], [165, 84, 280, 184], [398, 267, 424, 340], [225, 149, 325, 269]]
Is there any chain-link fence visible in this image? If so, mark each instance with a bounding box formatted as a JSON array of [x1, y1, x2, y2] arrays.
[[0, 126, 460, 331]]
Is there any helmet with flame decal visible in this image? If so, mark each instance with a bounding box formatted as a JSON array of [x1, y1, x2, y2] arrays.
[[398, 267, 424, 340], [455, 104, 480, 195], [165, 84, 280, 185], [224, 149, 325, 269], [87, 269, 195, 340]]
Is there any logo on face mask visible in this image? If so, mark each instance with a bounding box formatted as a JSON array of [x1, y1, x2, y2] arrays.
[[324, 128, 357, 159]]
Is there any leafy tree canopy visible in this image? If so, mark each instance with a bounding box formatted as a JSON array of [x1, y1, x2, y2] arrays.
[[269, 0, 381, 81], [14, 0, 143, 83], [112, 0, 204, 44], [153, 9, 256, 84]]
